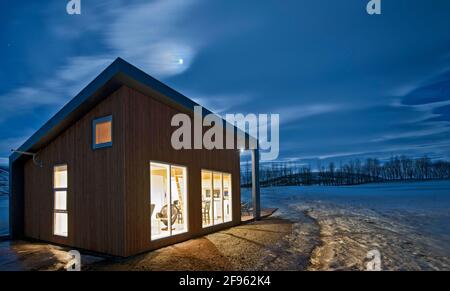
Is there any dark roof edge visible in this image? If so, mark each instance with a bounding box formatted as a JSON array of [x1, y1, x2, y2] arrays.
[[10, 58, 123, 163], [10, 57, 255, 164]]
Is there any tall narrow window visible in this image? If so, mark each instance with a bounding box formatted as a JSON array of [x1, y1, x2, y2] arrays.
[[213, 172, 223, 224], [202, 170, 232, 228], [223, 174, 232, 222], [150, 162, 188, 240], [201, 171, 213, 228], [54, 165, 68, 237], [171, 166, 188, 235], [92, 115, 112, 149]]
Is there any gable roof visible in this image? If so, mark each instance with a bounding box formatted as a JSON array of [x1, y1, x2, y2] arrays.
[[10, 57, 252, 164]]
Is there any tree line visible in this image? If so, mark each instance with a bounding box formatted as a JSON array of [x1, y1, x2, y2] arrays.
[[241, 155, 450, 187]]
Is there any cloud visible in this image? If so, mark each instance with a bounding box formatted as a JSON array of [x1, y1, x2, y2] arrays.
[[402, 70, 450, 106], [431, 104, 450, 122], [283, 139, 450, 169], [190, 93, 254, 114], [276, 103, 343, 124], [277, 99, 450, 162], [105, 0, 201, 78], [0, 0, 203, 158], [0, 56, 112, 122], [0, 0, 201, 124], [0, 158, 8, 166], [0, 134, 31, 164], [370, 126, 450, 143], [3, 0, 450, 165], [0, 87, 61, 116]]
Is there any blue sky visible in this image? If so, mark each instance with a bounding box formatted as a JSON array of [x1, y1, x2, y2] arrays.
[[1, 0, 450, 167]]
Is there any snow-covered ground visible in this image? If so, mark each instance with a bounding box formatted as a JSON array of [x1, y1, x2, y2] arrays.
[[0, 168, 8, 197], [0, 195, 8, 236], [244, 181, 450, 240], [0, 168, 9, 236], [1, 180, 449, 269], [242, 180, 450, 270]]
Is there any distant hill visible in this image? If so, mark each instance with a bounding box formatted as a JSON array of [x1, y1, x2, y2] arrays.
[[0, 167, 8, 196]]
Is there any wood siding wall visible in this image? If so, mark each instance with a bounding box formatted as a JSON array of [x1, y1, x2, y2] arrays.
[[24, 88, 127, 256], [23, 85, 241, 257], [121, 86, 241, 256]]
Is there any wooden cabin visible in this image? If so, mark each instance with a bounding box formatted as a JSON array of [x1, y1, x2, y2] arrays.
[[9, 58, 260, 257]]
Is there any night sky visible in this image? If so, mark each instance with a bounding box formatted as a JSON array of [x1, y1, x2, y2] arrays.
[[1, 0, 450, 167]]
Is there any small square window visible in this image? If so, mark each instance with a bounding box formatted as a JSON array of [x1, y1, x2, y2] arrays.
[[93, 115, 112, 149]]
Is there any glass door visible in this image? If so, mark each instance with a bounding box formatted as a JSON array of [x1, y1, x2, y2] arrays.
[[150, 162, 188, 240], [150, 163, 171, 240], [202, 170, 233, 228], [171, 166, 187, 235]]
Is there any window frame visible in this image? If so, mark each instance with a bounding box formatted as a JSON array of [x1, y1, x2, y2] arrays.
[[201, 169, 233, 228], [222, 173, 233, 223], [53, 164, 68, 238], [149, 160, 189, 241], [92, 115, 113, 149], [201, 170, 214, 228]]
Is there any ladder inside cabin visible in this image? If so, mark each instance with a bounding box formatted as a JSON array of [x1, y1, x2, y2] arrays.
[[175, 175, 183, 217]]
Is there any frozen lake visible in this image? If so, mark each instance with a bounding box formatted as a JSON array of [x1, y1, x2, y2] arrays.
[[242, 180, 450, 255]]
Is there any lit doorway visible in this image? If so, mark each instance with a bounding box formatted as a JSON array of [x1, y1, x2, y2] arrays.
[[150, 162, 187, 240]]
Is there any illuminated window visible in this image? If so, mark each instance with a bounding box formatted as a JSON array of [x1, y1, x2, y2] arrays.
[[150, 162, 188, 240], [92, 115, 112, 149], [223, 174, 232, 222], [202, 170, 232, 228], [201, 171, 213, 227], [54, 165, 68, 237], [213, 172, 223, 225]]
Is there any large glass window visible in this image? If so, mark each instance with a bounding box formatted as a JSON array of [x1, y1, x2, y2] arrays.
[[150, 162, 187, 240], [202, 170, 232, 228], [53, 165, 68, 237]]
